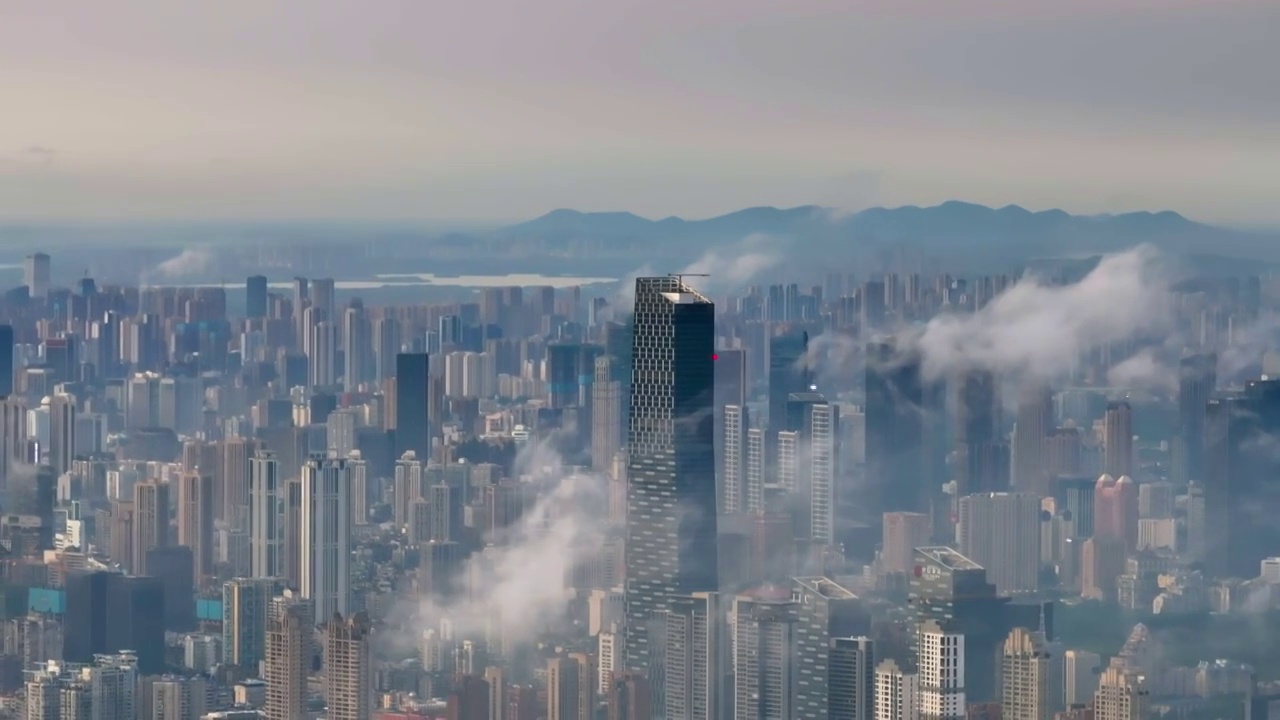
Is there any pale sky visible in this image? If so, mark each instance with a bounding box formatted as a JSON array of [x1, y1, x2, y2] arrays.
[[1, 0, 1276, 224]]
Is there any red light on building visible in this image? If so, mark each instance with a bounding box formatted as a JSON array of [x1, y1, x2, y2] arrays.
[[712, 353, 719, 360]]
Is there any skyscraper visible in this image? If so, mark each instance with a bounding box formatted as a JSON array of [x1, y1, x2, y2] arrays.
[[918, 620, 965, 720], [249, 451, 283, 578], [326, 612, 373, 720], [265, 593, 312, 720], [664, 592, 726, 720], [45, 393, 75, 475], [1103, 402, 1134, 478], [881, 512, 932, 576], [0, 324, 13, 397], [25, 252, 50, 299], [768, 331, 812, 457], [1001, 628, 1051, 720], [1175, 354, 1216, 484], [721, 405, 749, 515], [547, 655, 583, 720], [830, 637, 875, 720], [178, 472, 214, 579], [308, 319, 338, 387], [1092, 664, 1148, 720], [396, 352, 431, 460], [865, 340, 927, 515], [301, 455, 352, 619], [624, 276, 717, 672], [956, 492, 1042, 595], [874, 659, 919, 720], [794, 577, 863, 720], [132, 480, 170, 575], [592, 355, 624, 473], [343, 305, 371, 389], [732, 588, 798, 720], [223, 577, 276, 672], [1012, 385, 1054, 496], [246, 275, 268, 319]]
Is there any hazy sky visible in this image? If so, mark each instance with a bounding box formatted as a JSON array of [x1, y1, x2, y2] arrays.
[[2, 0, 1277, 224]]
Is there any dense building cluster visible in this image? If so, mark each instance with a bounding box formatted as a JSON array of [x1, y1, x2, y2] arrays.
[[0, 253, 1279, 720]]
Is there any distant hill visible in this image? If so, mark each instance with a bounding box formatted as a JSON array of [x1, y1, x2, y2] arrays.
[[494, 201, 1277, 273]]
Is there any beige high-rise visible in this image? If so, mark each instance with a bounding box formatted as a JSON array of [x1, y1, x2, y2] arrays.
[[265, 593, 313, 720], [1001, 628, 1051, 720], [882, 512, 932, 575], [325, 612, 373, 720], [1093, 664, 1148, 720], [177, 472, 214, 579], [132, 480, 170, 575]]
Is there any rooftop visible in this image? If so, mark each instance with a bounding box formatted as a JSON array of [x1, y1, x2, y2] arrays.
[[916, 546, 983, 571]]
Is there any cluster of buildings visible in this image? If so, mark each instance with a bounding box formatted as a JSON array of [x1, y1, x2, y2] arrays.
[[0, 253, 1275, 719]]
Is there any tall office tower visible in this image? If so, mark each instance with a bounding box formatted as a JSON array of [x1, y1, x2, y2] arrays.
[[1205, 381, 1280, 576], [623, 276, 717, 672], [178, 472, 214, 579], [732, 588, 798, 720], [448, 674, 492, 720], [664, 592, 725, 720], [223, 577, 276, 671], [1175, 354, 1216, 484], [394, 451, 425, 530], [956, 492, 1042, 595], [956, 369, 999, 445], [25, 252, 51, 298], [265, 594, 312, 720], [66, 574, 165, 673], [64, 570, 113, 663], [45, 393, 75, 474], [1103, 402, 1134, 478], [1001, 628, 1051, 720], [373, 317, 402, 384], [396, 352, 431, 459], [546, 342, 581, 410], [343, 305, 371, 389], [429, 483, 460, 542], [1063, 650, 1102, 709], [132, 480, 170, 575], [1011, 384, 1054, 495], [918, 621, 965, 720], [326, 612, 373, 720], [547, 655, 583, 720], [36, 463, 56, 550], [592, 356, 624, 472], [246, 275, 268, 319], [1093, 475, 1138, 550], [804, 397, 840, 545], [1092, 665, 1148, 720], [768, 331, 811, 457], [152, 676, 209, 719], [484, 666, 506, 720], [794, 577, 862, 720], [865, 340, 927, 514], [0, 323, 13, 397], [249, 451, 283, 578], [874, 660, 919, 720], [309, 320, 338, 386], [910, 547, 1048, 703], [349, 451, 369, 526], [1055, 476, 1097, 539], [831, 637, 876, 720], [149, 545, 196, 631], [882, 511, 933, 575], [745, 427, 765, 513], [721, 405, 749, 515], [311, 277, 336, 320], [301, 455, 352, 619]]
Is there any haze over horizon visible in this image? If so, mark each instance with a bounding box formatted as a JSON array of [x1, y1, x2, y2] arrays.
[[3, 0, 1278, 225]]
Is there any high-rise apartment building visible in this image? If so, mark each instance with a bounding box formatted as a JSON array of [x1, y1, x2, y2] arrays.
[[874, 659, 919, 720], [265, 592, 313, 720], [152, 676, 209, 719], [1001, 628, 1051, 720], [547, 655, 583, 720], [300, 455, 352, 619], [343, 305, 371, 389], [1063, 650, 1102, 709], [623, 276, 717, 671], [664, 592, 725, 720], [326, 612, 373, 720], [223, 577, 276, 671], [592, 355, 624, 473], [918, 621, 965, 720], [721, 404, 749, 515]]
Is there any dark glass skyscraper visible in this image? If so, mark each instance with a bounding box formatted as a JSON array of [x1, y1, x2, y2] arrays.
[[0, 324, 12, 397], [1206, 379, 1280, 577], [1176, 353, 1216, 484], [64, 572, 166, 673], [865, 340, 927, 515], [395, 353, 430, 460], [768, 331, 812, 456], [246, 275, 268, 319], [624, 276, 717, 673]]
